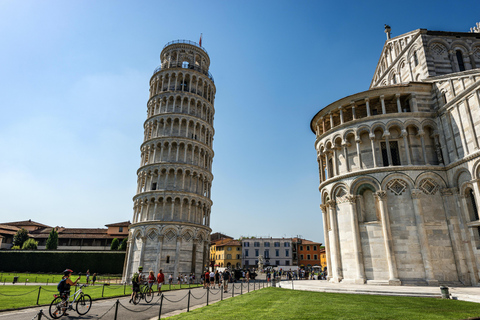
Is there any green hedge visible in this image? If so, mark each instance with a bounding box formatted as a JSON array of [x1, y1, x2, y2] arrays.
[[0, 251, 125, 274]]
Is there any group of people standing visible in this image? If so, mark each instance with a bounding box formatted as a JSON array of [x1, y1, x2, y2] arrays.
[[129, 266, 166, 303], [202, 269, 232, 293]]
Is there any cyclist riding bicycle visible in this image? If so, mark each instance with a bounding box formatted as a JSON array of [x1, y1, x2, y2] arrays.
[[129, 266, 144, 303], [57, 269, 81, 316]]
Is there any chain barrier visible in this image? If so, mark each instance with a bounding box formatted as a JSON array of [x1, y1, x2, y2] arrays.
[[40, 287, 57, 293], [105, 285, 123, 290], [209, 288, 221, 295], [163, 292, 189, 303], [96, 301, 117, 319], [0, 288, 38, 296], [190, 290, 207, 300], [118, 296, 161, 313]]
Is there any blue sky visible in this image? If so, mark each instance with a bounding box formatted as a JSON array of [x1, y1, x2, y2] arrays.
[[0, 0, 479, 243]]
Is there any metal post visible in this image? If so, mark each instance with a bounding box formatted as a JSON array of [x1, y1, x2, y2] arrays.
[[232, 284, 234, 297], [38, 309, 43, 320], [207, 287, 209, 306], [124, 283, 126, 295], [46, 279, 49, 286], [102, 284, 105, 297], [158, 294, 164, 319], [114, 299, 119, 320], [254, 280, 255, 290], [37, 286, 41, 305], [187, 290, 191, 312], [248, 282, 250, 293], [241, 283, 243, 295], [221, 287, 223, 300]]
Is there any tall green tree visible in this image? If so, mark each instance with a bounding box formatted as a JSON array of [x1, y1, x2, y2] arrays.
[[118, 238, 128, 251], [110, 238, 119, 250], [22, 238, 38, 250], [45, 228, 58, 250], [13, 228, 29, 247]]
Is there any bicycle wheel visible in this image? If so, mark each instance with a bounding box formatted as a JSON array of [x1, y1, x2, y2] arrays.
[[49, 297, 66, 319], [132, 291, 141, 305], [144, 288, 153, 303], [76, 294, 92, 315]]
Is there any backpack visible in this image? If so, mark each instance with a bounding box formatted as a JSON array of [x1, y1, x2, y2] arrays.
[[57, 278, 67, 292], [132, 272, 139, 284]]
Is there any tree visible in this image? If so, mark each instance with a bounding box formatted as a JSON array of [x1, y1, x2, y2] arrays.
[[110, 238, 119, 250], [118, 238, 128, 251], [13, 228, 29, 247], [11, 246, 21, 250], [46, 228, 59, 250], [22, 238, 38, 250]]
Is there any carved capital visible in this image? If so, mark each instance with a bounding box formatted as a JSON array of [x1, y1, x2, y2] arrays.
[[411, 188, 422, 199], [320, 204, 328, 213], [326, 200, 336, 208], [375, 190, 387, 200], [440, 187, 458, 196], [345, 195, 357, 203]]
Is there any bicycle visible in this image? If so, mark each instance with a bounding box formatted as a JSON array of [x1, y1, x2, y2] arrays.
[[49, 284, 92, 319], [132, 283, 154, 304]]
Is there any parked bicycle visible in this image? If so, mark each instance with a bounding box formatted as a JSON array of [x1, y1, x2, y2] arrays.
[[132, 283, 154, 304], [49, 284, 92, 318]]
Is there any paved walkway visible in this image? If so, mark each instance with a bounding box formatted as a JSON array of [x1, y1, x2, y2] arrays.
[[278, 279, 480, 303], [0, 281, 266, 320]]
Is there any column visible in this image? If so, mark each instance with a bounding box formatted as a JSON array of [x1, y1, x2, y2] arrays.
[[318, 154, 325, 182], [411, 93, 419, 112], [124, 238, 135, 282], [375, 191, 400, 285], [153, 200, 158, 220], [356, 138, 363, 169], [173, 235, 182, 279], [370, 134, 377, 167], [351, 102, 356, 120], [384, 132, 393, 166], [456, 104, 470, 155], [327, 200, 342, 282], [380, 95, 386, 114], [411, 189, 438, 285], [401, 130, 412, 165], [437, 116, 451, 164], [139, 236, 147, 271], [346, 195, 366, 283], [152, 145, 157, 163], [333, 146, 339, 176], [343, 143, 350, 172], [339, 107, 344, 124], [365, 98, 371, 116], [464, 99, 480, 150], [395, 93, 402, 113], [329, 113, 334, 129], [322, 117, 326, 133], [418, 131, 429, 165], [320, 204, 333, 281]]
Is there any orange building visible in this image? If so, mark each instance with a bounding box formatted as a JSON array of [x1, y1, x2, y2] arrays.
[[294, 238, 323, 270]]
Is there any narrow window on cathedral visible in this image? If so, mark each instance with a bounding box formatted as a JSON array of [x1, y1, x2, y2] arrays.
[[413, 51, 419, 66], [390, 141, 401, 166], [442, 92, 447, 105], [166, 256, 170, 263], [151, 182, 157, 190], [372, 109, 378, 115], [381, 142, 389, 166], [456, 50, 465, 71], [328, 158, 333, 178], [392, 75, 397, 84], [469, 189, 479, 221]]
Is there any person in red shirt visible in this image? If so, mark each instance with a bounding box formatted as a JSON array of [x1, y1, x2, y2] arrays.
[[147, 270, 156, 296], [204, 271, 210, 289], [156, 269, 165, 296]]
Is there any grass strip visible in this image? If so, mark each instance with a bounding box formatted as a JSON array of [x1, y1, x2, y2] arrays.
[[167, 287, 480, 320], [0, 283, 201, 310]]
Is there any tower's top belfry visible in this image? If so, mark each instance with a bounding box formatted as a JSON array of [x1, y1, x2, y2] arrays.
[[157, 40, 213, 83]]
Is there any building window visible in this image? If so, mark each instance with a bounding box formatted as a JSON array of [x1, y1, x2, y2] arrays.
[[254, 242, 260, 247], [244, 242, 249, 247], [285, 249, 289, 257], [264, 242, 270, 247], [264, 250, 270, 258], [276, 249, 279, 257], [307, 254, 311, 260], [237, 254, 240, 259], [314, 254, 318, 260], [245, 249, 249, 257], [237, 247, 240, 251], [255, 249, 259, 257], [469, 189, 479, 221], [227, 247, 232, 251], [274, 242, 280, 247], [286, 261, 290, 266], [119, 227, 123, 232], [413, 51, 419, 66], [284, 242, 290, 247], [313, 245, 317, 251], [151, 182, 157, 190], [442, 92, 447, 105], [306, 245, 310, 251], [456, 50, 465, 71], [300, 245, 303, 251], [227, 254, 232, 259], [166, 256, 170, 263], [276, 260, 280, 266], [381, 141, 401, 166], [245, 260, 249, 265], [301, 254, 304, 259]]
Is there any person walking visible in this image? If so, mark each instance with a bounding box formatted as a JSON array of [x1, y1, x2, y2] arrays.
[[85, 270, 90, 284], [92, 273, 97, 285], [157, 269, 165, 296], [223, 269, 230, 293], [147, 270, 155, 296]]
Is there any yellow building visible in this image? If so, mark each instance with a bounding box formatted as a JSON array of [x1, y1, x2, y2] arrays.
[[211, 239, 242, 269]]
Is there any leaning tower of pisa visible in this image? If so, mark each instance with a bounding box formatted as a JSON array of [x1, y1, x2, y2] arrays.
[[123, 40, 216, 281]]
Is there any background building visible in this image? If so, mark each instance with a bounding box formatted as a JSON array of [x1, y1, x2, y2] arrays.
[[123, 40, 216, 282], [293, 238, 323, 270], [242, 238, 292, 268], [311, 24, 480, 286]]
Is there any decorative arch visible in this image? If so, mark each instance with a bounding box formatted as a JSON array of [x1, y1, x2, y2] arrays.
[[350, 175, 381, 195]]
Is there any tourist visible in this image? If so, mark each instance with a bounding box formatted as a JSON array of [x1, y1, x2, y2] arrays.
[[86, 269, 90, 284], [215, 270, 220, 288], [157, 269, 164, 296], [129, 267, 142, 304], [147, 270, 155, 295], [57, 269, 81, 316], [92, 273, 97, 285], [223, 269, 230, 293]]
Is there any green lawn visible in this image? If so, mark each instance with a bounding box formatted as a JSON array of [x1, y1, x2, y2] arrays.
[[0, 283, 201, 310], [0, 272, 122, 284], [167, 287, 480, 320]]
